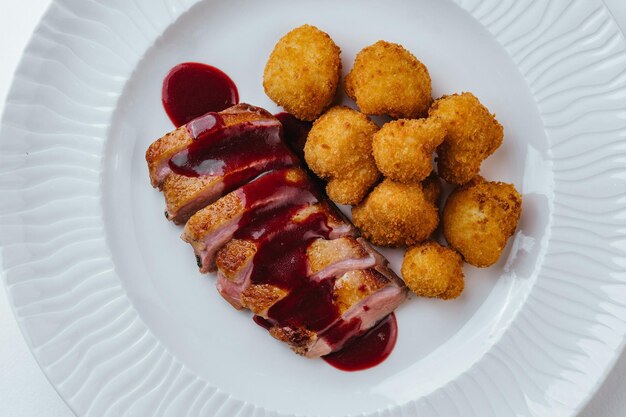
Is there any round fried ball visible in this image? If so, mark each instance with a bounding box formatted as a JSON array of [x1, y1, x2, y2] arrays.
[[263, 25, 341, 121], [443, 177, 522, 267], [401, 241, 464, 299], [429, 92, 503, 185], [345, 41, 432, 119], [372, 118, 445, 183], [352, 179, 438, 247], [304, 106, 380, 205]]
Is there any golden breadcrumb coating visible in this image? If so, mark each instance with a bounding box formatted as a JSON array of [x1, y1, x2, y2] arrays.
[[352, 179, 438, 247], [345, 41, 432, 119], [304, 106, 381, 205], [263, 25, 341, 121], [429, 92, 504, 185], [422, 172, 442, 205], [443, 176, 522, 267], [373, 118, 445, 183], [439, 268, 464, 300], [401, 241, 464, 299]]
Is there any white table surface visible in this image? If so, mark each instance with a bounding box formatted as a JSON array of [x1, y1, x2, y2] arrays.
[[1, 1, 625, 416]]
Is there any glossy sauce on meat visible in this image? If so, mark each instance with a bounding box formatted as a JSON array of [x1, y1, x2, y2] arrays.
[[168, 112, 299, 195], [162, 62, 239, 126], [239, 176, 400, 367], [234, 172, 342, 332], [237, 175, 355, 341]]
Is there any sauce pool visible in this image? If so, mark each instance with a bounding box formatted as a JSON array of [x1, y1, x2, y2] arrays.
[[323, 314, 398, 372], [162, 62, 239, 127]]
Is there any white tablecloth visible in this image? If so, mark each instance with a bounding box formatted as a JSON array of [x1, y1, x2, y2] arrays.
[[1, 1, 625, 416]]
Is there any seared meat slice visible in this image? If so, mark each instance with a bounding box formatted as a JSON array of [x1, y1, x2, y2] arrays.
[[146, 104, 281, 187], [213, 197, 406, 358], [215, 205, 359, 309], [146, 124, 193, 189], [265, 266, 407, 358], [182, 168, 328, 273], [217, 236, 376, 310], [308, 237, 379, 281], [146, 104, 299, 224], [313, 266, 406, 356]]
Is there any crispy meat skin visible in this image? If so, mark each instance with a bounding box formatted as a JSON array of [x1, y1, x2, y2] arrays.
[[216, 235, 374, 309], [214, 203, 357, 309], [182, 168, 311, 273], [212, 202, 407, 357], [216, 239, 257, 282], [183, 192, 244, 249], [269, 326, 318, 356], [241, 284, 288, 315], [263, 266, 407, 358], [146, 104, 288, 224], [333, 268, 389, 314], [307, 237, 369, 277], [161, 174, 225, 225], [146, 126, 192, 188], [146, 104, 275, 188], [217, 234, 367, 284]]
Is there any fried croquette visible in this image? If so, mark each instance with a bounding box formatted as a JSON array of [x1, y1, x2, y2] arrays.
[[372, 118, 445, 183], [263, 25, 341, 121], [345, 41, 432, 119], [429, 92, 504, 185], [401, 241, 464, 299], [304, 106, 380, 205], [443, 177, 522, 267], [422, 172, 442, 205], [352, 179, 438, 247]]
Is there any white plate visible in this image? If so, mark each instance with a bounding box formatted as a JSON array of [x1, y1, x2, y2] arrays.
[[1, 0, 626, 416]]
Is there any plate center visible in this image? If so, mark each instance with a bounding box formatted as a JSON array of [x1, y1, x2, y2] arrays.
[[102, 0, 552, 414]]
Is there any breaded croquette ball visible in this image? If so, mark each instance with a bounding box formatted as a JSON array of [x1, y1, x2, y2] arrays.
[[352, 179, 438, 247], [422, 172, 442, 204], [345, 41, 432, 119], [443, 177, 522, 267], [429, 92, 504, 185], [304, 106, 380, 205], [401, 241, 464, 299], [372, 118, 445, 183], [263, 25, 341, 121]]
